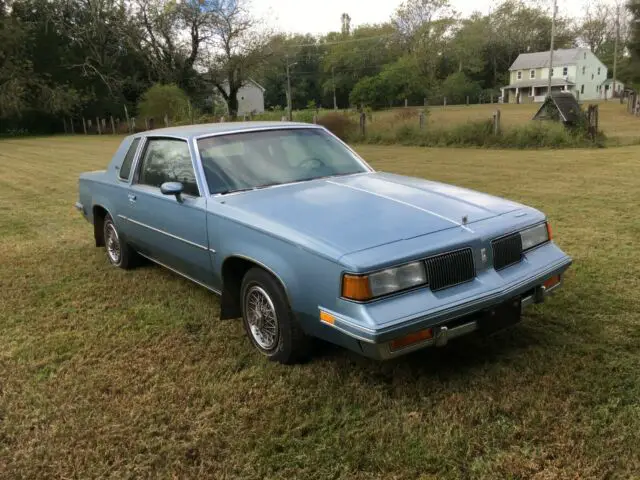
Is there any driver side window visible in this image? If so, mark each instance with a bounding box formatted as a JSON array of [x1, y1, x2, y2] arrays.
[[137, 138, 199, 196]]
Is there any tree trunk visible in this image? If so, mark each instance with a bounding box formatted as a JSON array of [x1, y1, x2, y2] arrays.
[[226, 92, 239, 119]]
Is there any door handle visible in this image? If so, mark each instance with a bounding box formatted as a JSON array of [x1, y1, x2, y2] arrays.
[[128, 194, 137, 202]]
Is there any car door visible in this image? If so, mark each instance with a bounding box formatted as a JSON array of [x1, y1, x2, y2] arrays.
[[123, 136, 213, 286]]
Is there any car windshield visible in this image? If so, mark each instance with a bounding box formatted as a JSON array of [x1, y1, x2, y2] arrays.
[[197, 128, 369, 195]]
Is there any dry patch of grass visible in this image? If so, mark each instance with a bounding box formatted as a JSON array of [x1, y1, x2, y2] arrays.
[[370, 101, 640, 142], [1, 137, 639, 478]]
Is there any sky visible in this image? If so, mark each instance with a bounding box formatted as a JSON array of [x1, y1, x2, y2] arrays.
[[252, 0, 598, 35]]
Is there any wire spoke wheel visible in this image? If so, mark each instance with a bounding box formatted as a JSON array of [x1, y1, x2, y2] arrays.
[[244, 285, 279, 350], [105, 222, 121, 264]]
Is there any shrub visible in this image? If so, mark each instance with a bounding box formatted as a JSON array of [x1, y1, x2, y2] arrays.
[[138, 84, 191, 123], [316, 112, 356, 141]]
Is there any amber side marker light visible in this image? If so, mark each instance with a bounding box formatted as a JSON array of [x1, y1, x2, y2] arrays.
[[389, 328, 433, 351], [543, 275, 561, 290], [342, 274, 372, 301], [319, 311, 336, 325], [546, 222, 553, 241]]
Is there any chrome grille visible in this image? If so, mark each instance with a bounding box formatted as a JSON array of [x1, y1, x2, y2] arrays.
[[425, 248, 475, 291], [492, 232, 523, 270]]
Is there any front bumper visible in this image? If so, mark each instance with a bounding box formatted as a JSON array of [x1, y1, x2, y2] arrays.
[[359, 274, 563, 360], [319, 252, 571, 360]]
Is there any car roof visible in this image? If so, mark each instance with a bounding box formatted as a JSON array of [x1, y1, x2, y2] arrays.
[[134, 121, 321, 140]]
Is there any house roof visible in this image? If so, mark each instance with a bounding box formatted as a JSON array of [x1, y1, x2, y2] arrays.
[[220, 77, 266, 92], [533, 92, 582, 124], [600, 78, 623, 86], [509, 48, 588, 70], [503, 78, 575, 89]]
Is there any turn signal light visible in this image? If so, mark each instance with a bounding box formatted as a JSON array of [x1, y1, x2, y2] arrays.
[[319, 311, 336, 325], [389, 328, 433, 351], [342, 274, 372, 301]]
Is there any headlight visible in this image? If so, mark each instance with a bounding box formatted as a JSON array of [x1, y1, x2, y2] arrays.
[[342, 261, 427, 301], [520, 222, 550, 251]]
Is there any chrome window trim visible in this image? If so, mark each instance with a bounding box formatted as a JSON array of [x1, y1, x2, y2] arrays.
[[137, 251, 221, 295], [117, 214, 210, 252], [193, 125, 374, 197]]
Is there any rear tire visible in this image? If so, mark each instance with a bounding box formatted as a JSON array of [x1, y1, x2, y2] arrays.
[[103, 214, 136, 269], [240, 267, 310, 364]]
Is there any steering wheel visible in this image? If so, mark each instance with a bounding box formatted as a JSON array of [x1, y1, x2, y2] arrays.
[[296, 157, 327, 170]]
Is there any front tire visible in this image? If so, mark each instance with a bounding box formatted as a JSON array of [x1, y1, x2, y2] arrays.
[[240, 268, 310, 364], [103, 214, 136, 269]]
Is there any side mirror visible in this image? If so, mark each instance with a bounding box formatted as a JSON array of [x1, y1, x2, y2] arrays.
[[160, 181, 184, 201]]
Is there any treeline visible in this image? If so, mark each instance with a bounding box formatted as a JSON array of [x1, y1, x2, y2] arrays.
[[1, 0, 640, 134]]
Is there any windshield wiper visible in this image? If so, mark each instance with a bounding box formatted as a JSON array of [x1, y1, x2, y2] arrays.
[[217, 182, 283, 195]]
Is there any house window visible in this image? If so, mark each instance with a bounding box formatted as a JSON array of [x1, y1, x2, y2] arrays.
[[517, 71, 522, 80], [581, 85, 585, 94], [530, 69, 535, 79], [584, 53, 587, 59], [550, 68, 554, 76], [563, 66, 568, 76], [597, 67, 601, 75], [582, 66, 586, 74], [591, 74, 594, 80]]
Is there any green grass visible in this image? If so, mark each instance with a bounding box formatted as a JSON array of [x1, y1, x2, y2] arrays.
[[1, 137, 639, 478]]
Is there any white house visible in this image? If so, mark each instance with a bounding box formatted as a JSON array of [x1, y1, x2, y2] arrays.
[[501, 48, 608, 103], [218, 78, 266, 115], [600, 78, 625, 98]]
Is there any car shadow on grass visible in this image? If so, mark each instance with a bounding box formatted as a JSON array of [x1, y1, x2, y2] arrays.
[[314, 323, 547, 384]]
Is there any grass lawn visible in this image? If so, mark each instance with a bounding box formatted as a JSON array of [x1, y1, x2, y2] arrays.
[[1, 136, 639, 478]]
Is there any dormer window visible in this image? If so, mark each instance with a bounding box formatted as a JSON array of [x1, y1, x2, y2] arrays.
[[563, 66, 568, 76], [517, 71, 522, 80], [530, 69, 536, 79]]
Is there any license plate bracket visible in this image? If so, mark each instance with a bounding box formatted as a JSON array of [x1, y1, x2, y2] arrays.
[[478, 296, 522, 334]]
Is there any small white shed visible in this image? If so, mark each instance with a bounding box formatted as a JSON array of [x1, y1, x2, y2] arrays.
[[218, 78, 265, 115]]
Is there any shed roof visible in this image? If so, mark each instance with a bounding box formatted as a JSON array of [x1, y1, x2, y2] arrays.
[[509, 48, 587, 70], [532, 92, 582, 124]]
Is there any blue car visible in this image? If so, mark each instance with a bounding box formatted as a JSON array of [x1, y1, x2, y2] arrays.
[[76, 122, 572, 363]]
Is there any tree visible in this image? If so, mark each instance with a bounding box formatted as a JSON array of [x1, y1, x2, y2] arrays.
[[206, 0, 272, 117], [578, 1, 614, 54]]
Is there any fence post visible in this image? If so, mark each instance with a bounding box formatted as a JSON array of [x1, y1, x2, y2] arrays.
[[443, 97, 447, 108], [164, 113, 169, 127], [280, 116, 286, 121], [493, 109, 501, 135], [404, 98, 408, 108], [63, 117, 68, 134], [419, 110, 425, 129], [312, 115, 317, 124], [124, 105, 131, 133], [145, 118, 150, 130], [110, 116, 116, 134], [82, 117, 87, 134], [70, 118, 75, 134], [131, 117, 136, 132], [101, 118, 106, 132], [96, 117, 101, 135], [359, 112, 366, 136], [466, 96, 469, 106]]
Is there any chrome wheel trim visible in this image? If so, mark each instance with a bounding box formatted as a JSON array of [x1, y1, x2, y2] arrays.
[[244, 285, 279, 350], [105, 222, 121, 264]]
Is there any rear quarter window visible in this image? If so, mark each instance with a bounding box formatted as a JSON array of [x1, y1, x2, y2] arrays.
[[119, 137, 141, 180]]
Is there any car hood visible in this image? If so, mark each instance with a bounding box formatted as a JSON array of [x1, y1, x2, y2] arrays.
[[217, 172, 526, 259]]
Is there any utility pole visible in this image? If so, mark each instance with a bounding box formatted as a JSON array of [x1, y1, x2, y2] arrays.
[[547, 0, 557, 97], [613, 2, 620, 98], [285, 55, 296, 121], [332, 67, 337, 110]]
